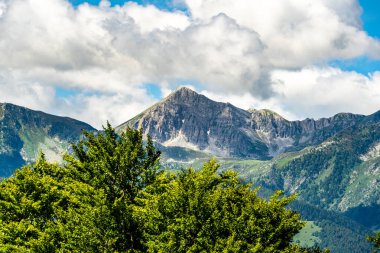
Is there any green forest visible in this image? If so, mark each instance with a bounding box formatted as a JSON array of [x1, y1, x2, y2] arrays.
[[0, 124, 377, 252]]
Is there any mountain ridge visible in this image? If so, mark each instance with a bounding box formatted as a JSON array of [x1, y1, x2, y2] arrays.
[[117, 87, 368, 159], [0, 102, 96, 177]]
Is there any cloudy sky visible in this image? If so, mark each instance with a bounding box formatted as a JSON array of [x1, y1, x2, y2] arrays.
[[0, 0, 379, 128]]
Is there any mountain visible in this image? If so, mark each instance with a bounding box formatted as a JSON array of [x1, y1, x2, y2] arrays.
[[0, 103, 95, 177], [117, 88, 380, 216], [117, 87, 364, 160]]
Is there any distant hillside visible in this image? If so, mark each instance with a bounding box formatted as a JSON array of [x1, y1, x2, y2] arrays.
[[290, 200, 375, 253], [0, 103, 95, 177], [258, 119, 380, 229]]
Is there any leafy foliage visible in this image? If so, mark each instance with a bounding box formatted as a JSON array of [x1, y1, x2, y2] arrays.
[[64, 123, 161, 251], [142, 160, 305, 252], [0, 124, 326, 252], [368, 232, 380, 252], [0, 154, 109, 252]]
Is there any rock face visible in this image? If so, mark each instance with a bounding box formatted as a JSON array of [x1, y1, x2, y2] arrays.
[[117, 87, 365, 159], [0, 103, 95, 177]]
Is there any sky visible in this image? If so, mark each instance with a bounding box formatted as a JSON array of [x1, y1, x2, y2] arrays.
[[0, 0, 380, 128]]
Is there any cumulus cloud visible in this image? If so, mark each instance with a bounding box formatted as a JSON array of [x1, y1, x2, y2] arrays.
[[271, 67, 380, 119], [0, 70, 56, 110], [0, 0, 379, 127], [53, 90, 158, 128], [183, 0, 380, 66], [124, 2, 190, 33]]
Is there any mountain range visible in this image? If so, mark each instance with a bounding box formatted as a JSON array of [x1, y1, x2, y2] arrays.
[[116, 88, 380, 215], [117, 87, 365, 159], [1, 87, 379, 252]]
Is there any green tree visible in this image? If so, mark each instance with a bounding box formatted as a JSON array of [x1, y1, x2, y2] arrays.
[[0, 154, 109, 252], [141, 159, 320, 253], [368, 232, 380, 252], [0, 124, 161, 252], [63, 123, 161, 252]]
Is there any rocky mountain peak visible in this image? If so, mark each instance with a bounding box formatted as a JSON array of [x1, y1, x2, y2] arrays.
[[172, 86, 197, 96], [162, 87, 213, 107]]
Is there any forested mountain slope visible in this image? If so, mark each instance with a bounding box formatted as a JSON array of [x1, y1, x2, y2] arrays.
[[0, 103, 95, 177]]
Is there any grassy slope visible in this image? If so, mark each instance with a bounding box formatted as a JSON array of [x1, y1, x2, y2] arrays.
[[18, 128, 70, 163], [293, 221, 322, 248]]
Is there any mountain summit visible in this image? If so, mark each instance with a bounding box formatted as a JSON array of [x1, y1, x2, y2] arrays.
[[118, 87, 258, 157], [117, 87, 364, 159]]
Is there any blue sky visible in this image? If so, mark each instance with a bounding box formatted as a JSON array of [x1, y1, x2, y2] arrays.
[[343, 0, 380, 75], [69, 0, 180, 11], [359, 0, 380, 39], [1, 0, 380, 127]]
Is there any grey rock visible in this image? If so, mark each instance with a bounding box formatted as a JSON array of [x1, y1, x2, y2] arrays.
[[117, 87, 365, 159]]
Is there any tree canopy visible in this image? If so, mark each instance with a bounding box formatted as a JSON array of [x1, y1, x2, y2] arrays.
[[141, 160, 305, 252], [368, 232, 380, 252], [0, 124, 327, 252]]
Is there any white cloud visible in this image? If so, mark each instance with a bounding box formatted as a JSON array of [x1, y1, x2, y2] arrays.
[[183, 0, 380, 66], [271, 67, 380, 119], [0, 73, 56, 111], [0, 0, 379, 127], [124, 2, 190, 33], [54, 90, 158, 128]]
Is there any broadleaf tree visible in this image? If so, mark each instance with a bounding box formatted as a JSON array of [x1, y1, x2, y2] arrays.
[[141, 160, 327, 253], [368, 232, 380, 252], [63, 122, 161, 251], [0, 124, 328, 252]]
